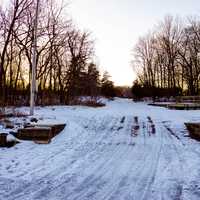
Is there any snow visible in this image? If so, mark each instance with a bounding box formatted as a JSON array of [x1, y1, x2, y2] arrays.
[[1, 98, 200, 200], [6, 134, 16, 142]]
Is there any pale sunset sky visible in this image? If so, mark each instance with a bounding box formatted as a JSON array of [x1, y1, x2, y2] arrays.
[[68, 0, 199, 86]]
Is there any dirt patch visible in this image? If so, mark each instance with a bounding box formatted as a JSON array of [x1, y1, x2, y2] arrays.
[[147, 116, 156, 135], [131, 116, 140, 137]]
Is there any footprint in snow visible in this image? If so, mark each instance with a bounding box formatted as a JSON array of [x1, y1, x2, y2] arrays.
[[6, 165, 11, 170]]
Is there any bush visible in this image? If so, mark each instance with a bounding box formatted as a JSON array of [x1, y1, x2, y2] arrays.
[[132, 81, 182, 100]]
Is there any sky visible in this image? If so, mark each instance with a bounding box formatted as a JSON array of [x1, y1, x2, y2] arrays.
[[68, 0, 200, 86]]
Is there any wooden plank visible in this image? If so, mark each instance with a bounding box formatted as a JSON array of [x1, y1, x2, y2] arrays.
[[17, 127, 52, 141], [34, 139, 51, 144], [185, 123, 200, 140], [23, 123, 66, 137], [0, 133, 7, 147], [16, 124, 65, 144]]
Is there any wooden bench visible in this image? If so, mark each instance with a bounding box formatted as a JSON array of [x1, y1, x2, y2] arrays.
[[17, 127, 52, 143], [17, 123, 66, 144], [35, 124, 66, 137], [185, 123, 200, 140]]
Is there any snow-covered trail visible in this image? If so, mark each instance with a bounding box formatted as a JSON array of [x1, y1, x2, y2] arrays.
[[1, 98, 200, 200]]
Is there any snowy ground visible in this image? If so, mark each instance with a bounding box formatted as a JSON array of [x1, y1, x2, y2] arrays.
[[1, 98, 200, 200]]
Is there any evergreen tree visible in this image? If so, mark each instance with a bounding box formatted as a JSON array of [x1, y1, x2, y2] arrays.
[[101, 71, 116, 97]]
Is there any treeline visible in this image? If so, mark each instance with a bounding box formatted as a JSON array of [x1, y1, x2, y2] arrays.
[[0, 0, 116, 106], [132, 15, 200, 97]]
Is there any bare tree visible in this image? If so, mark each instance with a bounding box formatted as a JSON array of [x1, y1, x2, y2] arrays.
[[0, 0, 32, 104], [131, 15, 200, 96]]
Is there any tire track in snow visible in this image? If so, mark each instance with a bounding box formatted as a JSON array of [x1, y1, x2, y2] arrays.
[[161, 124, 184, 200], [90, 119, 149, 200], [60, 117, 136, 200], [68, 117, 155, 200], [125, 120, 163, 200], [93, 118, 162, 200], [78, 117, 161, 200]]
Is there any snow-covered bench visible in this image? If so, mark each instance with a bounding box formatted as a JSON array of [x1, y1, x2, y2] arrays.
[[16, 123, 66, 144]]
